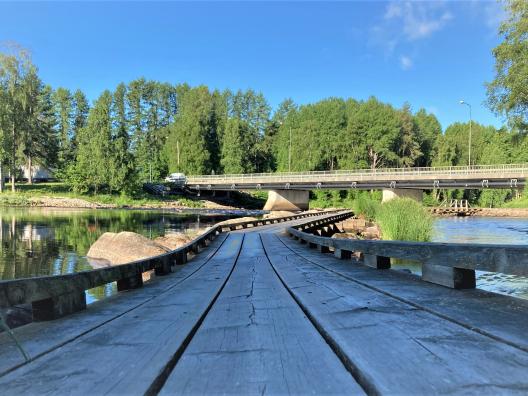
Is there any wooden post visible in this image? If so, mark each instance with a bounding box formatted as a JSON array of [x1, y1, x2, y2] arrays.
[[32, 291, 87, 321], [334, 249, 352, 259], [422, 261, 476, 289], [155, 257, 172, 276], [364, 254, 391, 269], [318, 245, 330, 254], [117, 273, 143, 292], [175, 250, 187, 265]]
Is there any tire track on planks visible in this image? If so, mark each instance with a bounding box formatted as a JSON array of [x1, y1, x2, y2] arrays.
[[146, 234, 245, 396], [273, 233, 528, 354], [0, 233, 230, 379], [259, 233, 379, 396]]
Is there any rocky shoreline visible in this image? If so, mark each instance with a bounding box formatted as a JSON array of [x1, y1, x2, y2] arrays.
[[472, 208, 528, 218], [19, 196, 238, 211]]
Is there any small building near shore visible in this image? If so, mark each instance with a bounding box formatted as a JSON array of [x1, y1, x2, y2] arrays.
[[21, 165, 55, 182]]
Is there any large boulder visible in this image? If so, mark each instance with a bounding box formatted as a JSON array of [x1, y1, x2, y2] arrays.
[[154, 232, 192, 250], [361, 225, 381, 240], [341, 218, 366, 233], [87, 232, 171, 265]]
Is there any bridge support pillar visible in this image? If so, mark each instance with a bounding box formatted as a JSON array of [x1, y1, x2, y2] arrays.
[[382, 188, 423, 203], [263, 190, 309, 211]]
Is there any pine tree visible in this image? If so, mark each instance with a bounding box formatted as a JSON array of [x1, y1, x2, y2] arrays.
[[165, 86, 212, 175], [110, 83, 134, 193], [71, 89, 89, 154], [221, 118, 247, 174], [53, 87, 72, 170], [73, 91, 113, 193]]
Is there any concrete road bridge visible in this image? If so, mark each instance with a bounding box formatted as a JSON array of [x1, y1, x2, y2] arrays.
[[1, 211, 528, 394], [186, 163, 528, 210]]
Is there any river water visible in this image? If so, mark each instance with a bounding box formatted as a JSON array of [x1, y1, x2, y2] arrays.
[[0, 208, 527, 301], [433, 216, 528, 299], [0, 207, 253, 302]]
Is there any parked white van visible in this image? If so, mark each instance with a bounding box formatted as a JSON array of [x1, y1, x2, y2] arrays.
[[164, 173, 187, 185]]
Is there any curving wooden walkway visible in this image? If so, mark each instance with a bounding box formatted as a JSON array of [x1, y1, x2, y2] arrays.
[[1, 215, 528, 395]]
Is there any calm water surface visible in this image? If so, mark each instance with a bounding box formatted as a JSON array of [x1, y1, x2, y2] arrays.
[[434, 216, 528, 299], [0, 207, 252, 302], [2, 209, 527, 302], [394, 216, 528, 299]]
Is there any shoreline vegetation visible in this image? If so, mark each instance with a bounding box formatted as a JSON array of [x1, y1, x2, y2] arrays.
[[0, 182, 267, 211], [2, 183, 528, 219]]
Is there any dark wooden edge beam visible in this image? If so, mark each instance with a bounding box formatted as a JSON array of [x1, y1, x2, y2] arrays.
[[287, 213, 528, 289]]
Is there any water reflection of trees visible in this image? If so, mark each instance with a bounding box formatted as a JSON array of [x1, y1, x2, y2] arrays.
[[0, 208, 233, 281], [0, 208, 234, 303]]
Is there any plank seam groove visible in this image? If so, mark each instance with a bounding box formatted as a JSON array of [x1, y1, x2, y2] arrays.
[[145, 234, 246, 396], [0, 234, 230, 379], [275, 234, 528, 354], [259, 233, 379, 396]]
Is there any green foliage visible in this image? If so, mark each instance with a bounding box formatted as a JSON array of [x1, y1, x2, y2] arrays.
[[487, 0, 528, 131], [352, 193, 381, 221], [376, 198, 433, 242], [221, 118, 249, 173]]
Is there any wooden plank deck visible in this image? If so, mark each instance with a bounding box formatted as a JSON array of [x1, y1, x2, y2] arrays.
[[1, 214, 527, 395]]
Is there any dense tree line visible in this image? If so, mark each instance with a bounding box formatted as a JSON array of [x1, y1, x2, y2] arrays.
[[1, 48, 527, 199], [0, 0, 526, 205]]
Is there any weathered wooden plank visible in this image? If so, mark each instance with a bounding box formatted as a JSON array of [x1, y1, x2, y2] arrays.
[[0, 234, 244, 395], [236, 212, 349, 234], [0, 233, 229, 378], [262, 234, 528, 394], [279, 233, 528, 353], [160, 233, 363, 395]]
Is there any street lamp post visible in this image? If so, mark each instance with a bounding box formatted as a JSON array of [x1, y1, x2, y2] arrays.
[[459, 100, 472, 166]]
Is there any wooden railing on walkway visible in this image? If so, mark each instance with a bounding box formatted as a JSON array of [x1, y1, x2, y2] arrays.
[[0, 210, 346, 322], [288, 213, 528, 289]]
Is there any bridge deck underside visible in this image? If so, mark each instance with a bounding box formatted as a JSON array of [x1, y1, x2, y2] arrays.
[[1, 216, 528, 394], [188, 178, 526, 191]]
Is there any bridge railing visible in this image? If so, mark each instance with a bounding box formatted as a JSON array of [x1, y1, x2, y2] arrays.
[[288, 215, 528, 289], [0, 210, 346, 322], [187, 163, 528, 184]]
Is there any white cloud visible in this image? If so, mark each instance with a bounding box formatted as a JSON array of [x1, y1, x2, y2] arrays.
[[370, 2, 453, 69], [400, 55, 413, 70], [384, 2, 453, 41]]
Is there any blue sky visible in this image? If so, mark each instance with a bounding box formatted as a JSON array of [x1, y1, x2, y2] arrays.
[[0, 1, 507, 129]]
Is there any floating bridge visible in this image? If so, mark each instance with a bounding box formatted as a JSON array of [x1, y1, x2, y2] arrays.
[[187, 163, 528, 210], [1, 211, 528, 394]]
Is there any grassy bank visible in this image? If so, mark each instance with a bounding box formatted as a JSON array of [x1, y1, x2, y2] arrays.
[[313, 190, 433, 242], [0, 182, 204, 208]]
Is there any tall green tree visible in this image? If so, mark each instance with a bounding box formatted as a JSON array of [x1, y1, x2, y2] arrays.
[[165, 86, 214, 175], [397, 103, 422, 167], [110, 83, 134, 192], [487, 0, 528, 131], [53, 87, 72, 169], [0, 46, 42, 191], [413, 109, 442, 166], [345, 97, 400, 170], [71, 89, 89, 155], [220, 118, 247, 174], [73, 91, 113, 193]]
